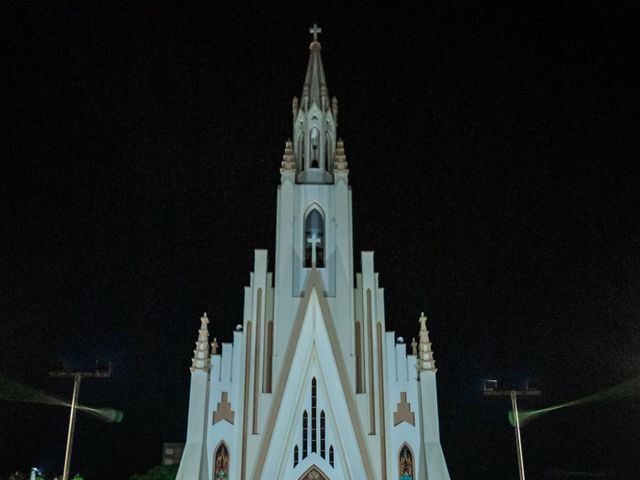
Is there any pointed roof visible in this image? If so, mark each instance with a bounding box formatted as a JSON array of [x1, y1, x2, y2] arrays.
[[417, 312, 437, 372], [190, 313, 210, 372], [301, 24, 329, 109], [254, 269, 375, 479]]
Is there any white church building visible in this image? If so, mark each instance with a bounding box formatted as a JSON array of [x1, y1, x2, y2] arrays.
[[176, 26, 451, 480]]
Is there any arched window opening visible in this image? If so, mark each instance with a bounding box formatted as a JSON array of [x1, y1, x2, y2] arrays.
[[320, 410, 326, 458], [304, 209, 324, 268], [302, 410, 308, 458], [311, 378, 317, 453], [214, 443, 229, 479], [399, 444, 414, 480], [329, 446, 335, 468], [293, 445, 299, 467], [310, 128, 320, 168]]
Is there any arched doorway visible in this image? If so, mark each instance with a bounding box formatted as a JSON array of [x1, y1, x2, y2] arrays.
[[299, 466, 329, 480]]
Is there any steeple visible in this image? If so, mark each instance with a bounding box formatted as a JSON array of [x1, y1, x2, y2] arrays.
[[417, 312, 437, 372], [301, 24, 329, 111], [190, 313, 210, 372], [291, 24, 338, 184]]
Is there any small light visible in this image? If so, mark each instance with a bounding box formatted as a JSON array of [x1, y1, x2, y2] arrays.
[[484, 379, 498, 392], [397, 336, 405, 343], [235, 324, 243, 331]]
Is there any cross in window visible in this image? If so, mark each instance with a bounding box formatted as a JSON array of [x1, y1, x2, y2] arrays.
[[306, 232, 322, 267], [309, 24, 322, 42]]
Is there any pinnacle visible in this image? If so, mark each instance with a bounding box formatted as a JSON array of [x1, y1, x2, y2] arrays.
[[190, 312, 211, 373], [417, 311, 437, 373]]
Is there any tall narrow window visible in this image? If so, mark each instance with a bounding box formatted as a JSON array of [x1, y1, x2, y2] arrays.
[[399, 444, 414, 480], [329, 446, 334, 467], [310, 128, 320, 168], [263, 320, 273, 393], [325, 132, 331, 171], [293, 445, 299, 467], [320, 410, 326, 458], [311, 378, 317, 453], [298, 132, 304, 167], [355, 321, 363, 393], [302, 411, 308, 458], [304, 209, 324, 268], [214, 443, 229, 479]]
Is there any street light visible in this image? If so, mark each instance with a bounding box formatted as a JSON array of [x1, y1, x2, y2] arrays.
[[483, 379, 541, 480], [49, 362, 112, 480]]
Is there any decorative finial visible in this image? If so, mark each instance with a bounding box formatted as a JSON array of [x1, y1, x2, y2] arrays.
[[190, 313, 211, 372], [211, 337, 219, 355], [309, 23, 322, 42], [281, 139, 295, 171], [410, 337, 418, 356], [333, 138, 348, 172], [417, 311, 437, 373]]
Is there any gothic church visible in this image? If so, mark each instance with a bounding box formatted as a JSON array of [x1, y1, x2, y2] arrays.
[[176, 26, 451, 480]]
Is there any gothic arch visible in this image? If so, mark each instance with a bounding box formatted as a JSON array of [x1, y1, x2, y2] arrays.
[[303, 205, 325, 268], [303, 202, 325, 220], [309, 127, 321, 168], [398, 443, 414, 480], [298, 465, 330, 480], [213, 440, 230, 479]]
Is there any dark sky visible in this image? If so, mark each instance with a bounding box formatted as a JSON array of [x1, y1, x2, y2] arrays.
[[3, 2, 640, 479]]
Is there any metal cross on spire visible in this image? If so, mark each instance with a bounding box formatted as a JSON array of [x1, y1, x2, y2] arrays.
[[309, 23, 322, 42]]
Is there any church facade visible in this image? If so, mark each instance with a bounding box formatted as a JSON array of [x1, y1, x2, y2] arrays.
[[176, 26, 451, 480]]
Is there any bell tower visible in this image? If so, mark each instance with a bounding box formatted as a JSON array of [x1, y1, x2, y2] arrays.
[[275, 24, 353, 361]]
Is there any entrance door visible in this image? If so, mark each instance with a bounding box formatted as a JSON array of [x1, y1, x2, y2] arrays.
[[299, 466, 329, 480]]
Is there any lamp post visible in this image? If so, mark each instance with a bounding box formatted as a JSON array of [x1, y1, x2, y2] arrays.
[[49, 363, 111, 480], [483, 379, 541, 480]]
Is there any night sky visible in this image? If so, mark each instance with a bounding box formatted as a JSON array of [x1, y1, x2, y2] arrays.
[[3, 3, 640, 479]]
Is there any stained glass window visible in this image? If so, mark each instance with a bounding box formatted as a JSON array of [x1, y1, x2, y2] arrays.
[[303, 410, 308, 458], [399, 444, 413, 480], [320, 410, 326, 458], [214, 443, 229, 479], [311, 378, 317, 453]]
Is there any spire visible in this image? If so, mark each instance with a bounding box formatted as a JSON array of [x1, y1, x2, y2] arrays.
[[190, 313, 211, 372], [301, 23, 329, 110], [291, 24, 338, 184], [417, 312, 437, 372]]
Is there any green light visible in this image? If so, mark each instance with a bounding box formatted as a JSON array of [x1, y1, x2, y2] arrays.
[[0, 374, 67, 407], [508, 375, 640, 427], [78, 405, 124, 423], [0, 374, 123, 423]]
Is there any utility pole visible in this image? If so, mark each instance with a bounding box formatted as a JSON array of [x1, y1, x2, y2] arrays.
[[483, 379, 541, 480], [49, 363, 111, 480]]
